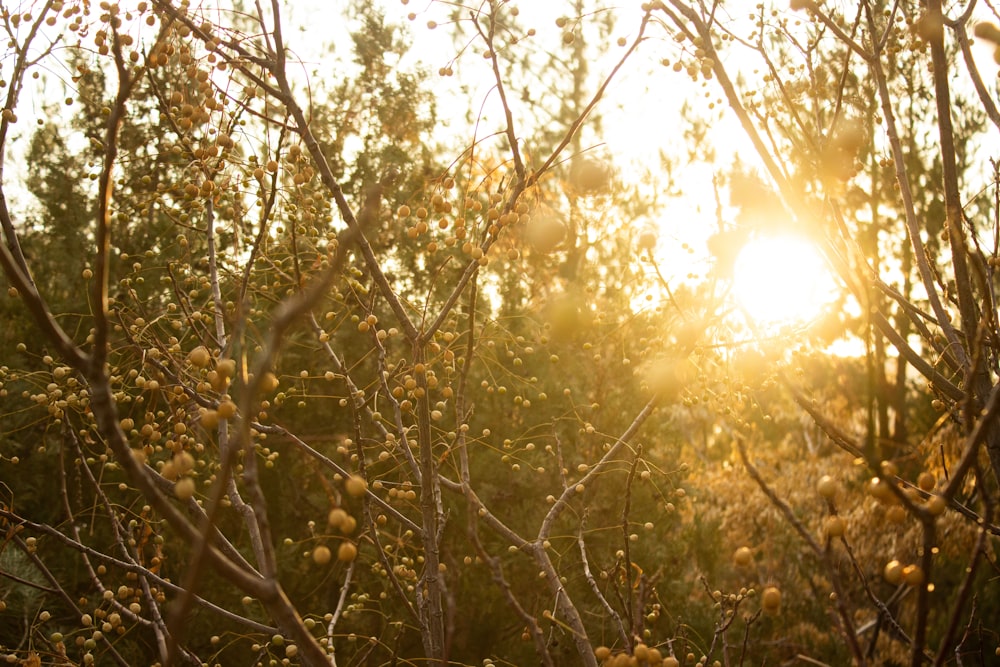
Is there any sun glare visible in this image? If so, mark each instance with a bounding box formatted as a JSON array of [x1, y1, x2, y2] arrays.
[[732, 236, 835, 325]]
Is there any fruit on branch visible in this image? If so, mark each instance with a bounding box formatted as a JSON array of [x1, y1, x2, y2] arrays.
[[733, 546, 753, 568], [867, 477, 898, 504], [823, 515, 846, 538], [327, 508, 356, 534], [188, 346, 212, 368], [337, 541, 358, 562], [345, 474, 367, 497], [761, 586, 781, 614], [174, 477, 196, 501], [917, 471, 936, 492], [312, 545, 331, 565], [902, 564, 924, 586], [883, 560, 904, 585], [216, 400, 237, 420], [260, 372, 280, 394], [200, 409, 219, 429], [886, 506, 906, 524], [637, 229, 658, 251], [816, 475, 838, 500], [924, 494, 946, 516], [216, 358, 236, 379]]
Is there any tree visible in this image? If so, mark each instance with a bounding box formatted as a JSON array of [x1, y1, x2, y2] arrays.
[[0, 2, 997, 667], [654, 1, 1000, 665]]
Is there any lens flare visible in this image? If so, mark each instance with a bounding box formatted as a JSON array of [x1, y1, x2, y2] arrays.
[[733, 236, 835, 325]]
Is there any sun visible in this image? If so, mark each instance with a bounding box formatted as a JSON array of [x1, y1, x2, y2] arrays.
[[732, 236, 835, 325]]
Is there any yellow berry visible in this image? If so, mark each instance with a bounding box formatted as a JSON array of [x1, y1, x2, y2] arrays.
[[733, 546, 753, 568], [345, 475, 367, 497], [188, 346, 212, 368], [886, 505, 907, 524], [883, 560, 903, 585], [174, 477, 196, 501], [217, 400, 237, 420], [925, 494, 946, 516], [312, 545, 331, 565], [902, 564, 925, 586], [337, 541, 358, 562], [328, 508, 348, 528], [917, 472, 936, 491], [816, 474, 837, 499], [761, 586, 781, 614], [824, 515, 846, 538]]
